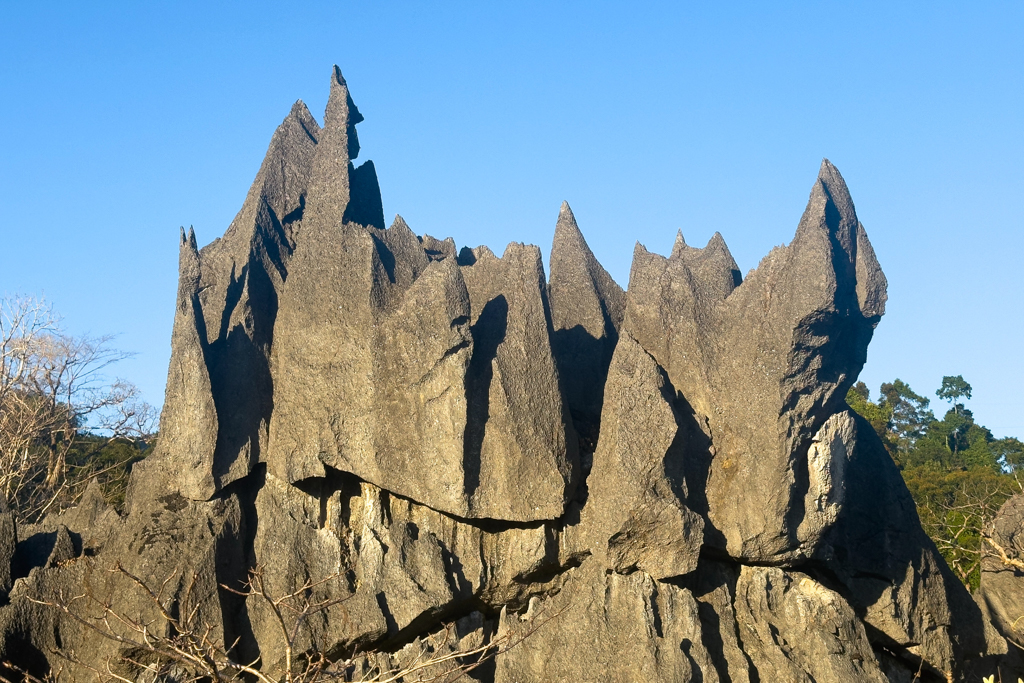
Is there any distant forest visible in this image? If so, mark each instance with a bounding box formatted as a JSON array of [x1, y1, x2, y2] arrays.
[[847, 375, 1024, 590]]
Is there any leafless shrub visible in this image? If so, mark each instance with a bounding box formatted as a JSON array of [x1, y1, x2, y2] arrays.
[[10, 563, 552, 683], [0, 294, 155, 521]]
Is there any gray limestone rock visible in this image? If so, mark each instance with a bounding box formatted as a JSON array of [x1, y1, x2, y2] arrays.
[[624, 159, 887, 563], [979, 494, 1024, 641], [458, 242, 579, 520], [1, 67, 992, 683], [246, 471, 387, 667], [246, 465, 571, 665], [1, 488, 244, 681], [194, 99, 321, 494], [733, 565, 889, 683], [975, 494, 1024, 678], [370, 214, 431, 298], [691, 560, 755, 683], [266, 70, 574, 522], [823, 411, 985, 680], [266, 66, 394, 486], [420, 233, 458, 261], [144, 227, 219, 500], [494, 558, 714, 683], [575, 331, 703, 580], [371, 257, 475, 515], [547, 202, 625, 444], [349, 612, 497, 681]]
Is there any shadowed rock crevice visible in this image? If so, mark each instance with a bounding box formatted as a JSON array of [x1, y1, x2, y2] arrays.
[[464, 295, 508, 499], [344, 159, 385, 229]]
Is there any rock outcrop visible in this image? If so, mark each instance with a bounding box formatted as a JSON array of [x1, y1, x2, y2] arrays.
[[0, 66, 996, 682], [975, 494, 1024, 680]]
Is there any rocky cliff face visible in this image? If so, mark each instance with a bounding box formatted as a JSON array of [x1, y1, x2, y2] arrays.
[[0, 67, 999, 682]]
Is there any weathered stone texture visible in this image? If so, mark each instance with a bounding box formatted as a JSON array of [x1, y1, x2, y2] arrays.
[[573, 331, 703, 579], [143, 227, 218, 500], [625, 160, 887, 564], [457, 242, 579, 520], [494, 560, 711, 683], [0, 66, 1000, 683], [975, 494, 1024, 679], [734, 566, 889, 683]]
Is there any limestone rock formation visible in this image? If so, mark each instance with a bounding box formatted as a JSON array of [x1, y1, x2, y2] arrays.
[[733, 566, 888, 683], [572, 330, 703, 579], [494, 560, 712, 683], [625, 161, 887, 563], [457, 242, 578, 520], [548, 201, 625, 444], [139, 227, 218, 500], [0, 66, 1000, 682]]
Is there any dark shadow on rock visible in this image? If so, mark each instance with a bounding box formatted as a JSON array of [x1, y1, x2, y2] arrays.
[[780, 309, 876, 554], [376, 591, 400, 636], [456, 247, 477, 266], [670, 390, 726, 552], [209, 252, 279, 486], [0, 638, 49, 681], [552, 326, 614, 444], [437, 538, 473, 600], [218, 263, 248, 344], [695, 597, 728, 681], [12, 528, 81, 581], [730, 269, 742, 289], [344, 160, 385, 229], [215, 465, 264, 668], [281, 194, 305, 228], [681, 637, 704, 683], [370, 233, 397, 283], [463, 295, 508, 499], [806, 411, 987, 674], [684, 557, 755, 683]]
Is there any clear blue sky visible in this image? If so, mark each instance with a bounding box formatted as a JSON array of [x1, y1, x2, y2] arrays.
[[1, 2, 1022, 436]]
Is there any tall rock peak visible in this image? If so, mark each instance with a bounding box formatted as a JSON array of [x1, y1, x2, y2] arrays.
[[302, 65, 367, 233], [139, 227, 218, 502], [671, 229, 686, 257], [552, 201, 584, 248], [548, 201, 625, 444], [178, 226, 201, 299]]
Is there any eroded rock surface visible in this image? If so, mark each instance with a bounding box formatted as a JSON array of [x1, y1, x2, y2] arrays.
[[625, 160, 886, 563], [0, 66, 995, 683]]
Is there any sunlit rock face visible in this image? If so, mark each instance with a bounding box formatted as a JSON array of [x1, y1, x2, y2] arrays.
[[0, 67, 994, 683]]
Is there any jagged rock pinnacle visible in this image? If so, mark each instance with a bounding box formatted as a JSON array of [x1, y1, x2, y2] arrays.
[[548, 201, 625, 441]]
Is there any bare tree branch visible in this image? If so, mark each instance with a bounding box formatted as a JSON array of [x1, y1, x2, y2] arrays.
[[0, 294, 155, 522]]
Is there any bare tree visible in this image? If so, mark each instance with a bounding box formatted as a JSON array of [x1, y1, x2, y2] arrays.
[[0, 294, 155, 521], [917, 471, 1017, 589], [14, 563, 551, 683]]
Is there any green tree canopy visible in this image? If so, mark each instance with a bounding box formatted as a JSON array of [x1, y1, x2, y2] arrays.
[[846, 374, 1019, 591], [937, 375, 973, 415]]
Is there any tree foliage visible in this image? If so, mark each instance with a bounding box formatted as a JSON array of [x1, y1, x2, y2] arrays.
[[847, 375, 1021, 590]]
